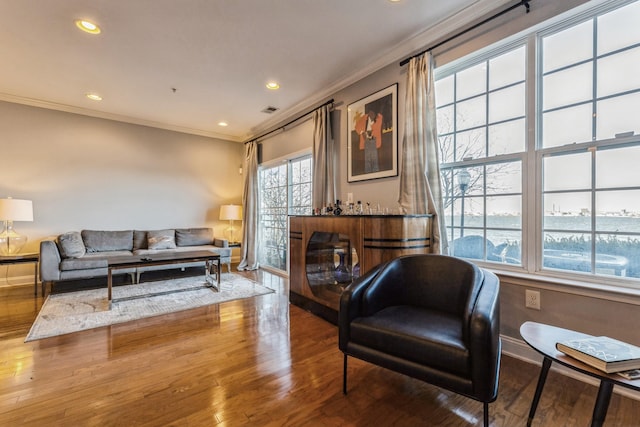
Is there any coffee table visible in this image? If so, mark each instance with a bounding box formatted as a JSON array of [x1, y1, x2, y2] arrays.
[[520, 321, 640, 427], [106, 251, 221, 308]]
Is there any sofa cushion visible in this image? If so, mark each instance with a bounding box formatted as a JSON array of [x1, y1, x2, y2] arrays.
[[59, 250, 134, 272], [174, 245, 231, 258], [60, 257, 108, 271], [176, 228, 213, 247], [82, 230, 133, 253], [83, 250, 133, 258], [134, 245, 231, 259], [58, 231, 86, 258], [147, 229, 176, 250]]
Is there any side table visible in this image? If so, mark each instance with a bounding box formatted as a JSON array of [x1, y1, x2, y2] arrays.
[[0, 253, 39, 296], [520, 321, 640, 427]]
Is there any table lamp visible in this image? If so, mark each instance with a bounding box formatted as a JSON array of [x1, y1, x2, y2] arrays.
[[219, 204, 242, 244], [0, 198, 34, 255]]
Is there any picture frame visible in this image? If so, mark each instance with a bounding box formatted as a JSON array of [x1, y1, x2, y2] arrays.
[[347, 83, 398, 182]]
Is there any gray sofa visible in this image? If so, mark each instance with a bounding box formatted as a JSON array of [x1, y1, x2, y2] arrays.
[[40, 228, 232, 294]]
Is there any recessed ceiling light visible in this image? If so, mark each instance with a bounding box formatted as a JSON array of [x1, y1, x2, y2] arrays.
[[86, 93, 102, 101], [266, 82, 280, 90], [218, 121, 228, 127], [75, 19, 101, 34]]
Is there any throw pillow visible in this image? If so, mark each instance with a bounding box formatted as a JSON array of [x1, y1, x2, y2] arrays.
[[58, 231, 86, 258], [175, 228, 213, 246], [147, 229, 176, 250], [82, 230, 134, 252]]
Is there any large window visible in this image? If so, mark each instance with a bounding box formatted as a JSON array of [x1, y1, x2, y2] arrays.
[[259, 155, 312, 271], [437, 44, 526, 265], [436, 0, 640, 285]]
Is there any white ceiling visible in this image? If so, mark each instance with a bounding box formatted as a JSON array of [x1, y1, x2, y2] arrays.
[[0, 0, 506, 142]]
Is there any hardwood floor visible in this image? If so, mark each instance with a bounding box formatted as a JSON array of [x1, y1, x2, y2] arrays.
[[1, 268, 639, 426]]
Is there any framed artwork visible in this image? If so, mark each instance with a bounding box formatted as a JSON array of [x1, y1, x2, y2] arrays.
[[347, 83, 398, 182]]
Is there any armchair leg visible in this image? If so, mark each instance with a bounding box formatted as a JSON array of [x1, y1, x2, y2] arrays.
[[484, 402, 489, 427], [343, 354, 348, 395]]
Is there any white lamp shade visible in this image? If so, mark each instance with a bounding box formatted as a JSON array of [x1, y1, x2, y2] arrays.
[[0, 198, 33, 222], [219, 204, 243, 221]]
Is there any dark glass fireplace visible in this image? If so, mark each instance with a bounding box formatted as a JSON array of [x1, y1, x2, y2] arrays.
[[305, 231, 359, 303]]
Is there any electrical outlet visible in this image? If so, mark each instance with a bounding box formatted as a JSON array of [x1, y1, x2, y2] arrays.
[[525, 289, 541, 310]]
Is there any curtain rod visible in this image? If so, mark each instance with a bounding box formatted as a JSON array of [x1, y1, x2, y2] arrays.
[[399, 0, 530, 67], [245, 98, 334, 144]]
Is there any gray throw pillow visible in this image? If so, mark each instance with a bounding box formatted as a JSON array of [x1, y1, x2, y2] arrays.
[[147, 229, 176, 250], [82, 230, 134, 253], [175, 228, 213, 246], [58, 231, 86, 258]]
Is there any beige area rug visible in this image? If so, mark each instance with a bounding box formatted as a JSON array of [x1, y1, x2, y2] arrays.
[[25, 273, 274, 342]]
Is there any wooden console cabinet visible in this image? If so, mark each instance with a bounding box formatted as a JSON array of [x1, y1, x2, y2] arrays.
[[289, 214, 432, 321]]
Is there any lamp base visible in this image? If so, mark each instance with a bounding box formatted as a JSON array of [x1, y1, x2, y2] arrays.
[[0, 222, 27, 255], [226, 227, 236, 245]]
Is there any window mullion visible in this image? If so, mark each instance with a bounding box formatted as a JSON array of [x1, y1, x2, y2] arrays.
[[591, 147, 597, 273]]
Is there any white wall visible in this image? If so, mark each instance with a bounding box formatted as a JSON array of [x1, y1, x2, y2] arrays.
[[260, 119, 313, 164], [0, 101, 243, 280]]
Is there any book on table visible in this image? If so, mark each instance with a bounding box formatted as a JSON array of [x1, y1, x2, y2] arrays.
[[556, 336, 640, 373], [617, 369, 640, 380]]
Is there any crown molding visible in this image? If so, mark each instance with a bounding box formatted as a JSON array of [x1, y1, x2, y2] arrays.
[[0, 92, 243, 143]]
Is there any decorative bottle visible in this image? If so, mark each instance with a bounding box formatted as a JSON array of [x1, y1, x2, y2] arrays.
[[333, 200, 342, 216], [334, 252, 351, 284]]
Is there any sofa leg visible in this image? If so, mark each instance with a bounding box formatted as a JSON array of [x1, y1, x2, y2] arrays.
[[41, 281, 49, 298], [484, 402, 489, 427], [343, 354, 348, 395]]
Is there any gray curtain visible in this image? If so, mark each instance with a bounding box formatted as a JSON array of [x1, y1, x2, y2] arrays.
[[398, 52, 447, 255], [237, 141, 260, 270], [312, 105, 336, 210]]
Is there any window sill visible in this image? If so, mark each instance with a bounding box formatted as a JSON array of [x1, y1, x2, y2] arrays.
[[489, 267, 640, 305]]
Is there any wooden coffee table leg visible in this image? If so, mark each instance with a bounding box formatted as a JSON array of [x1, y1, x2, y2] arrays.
[[107, 268, 113, 309], [591, 380, 613, 427], [217, 258, 221, 287], [528, 356, 552, 426]]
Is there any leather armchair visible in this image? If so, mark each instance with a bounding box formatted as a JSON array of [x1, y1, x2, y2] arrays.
[[339, 254, 501, 427]]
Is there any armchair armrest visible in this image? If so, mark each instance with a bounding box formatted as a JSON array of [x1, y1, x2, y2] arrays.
[[39, 240, 62, 282], [339, 262, 386, 351], [469, 270, 501, 402]]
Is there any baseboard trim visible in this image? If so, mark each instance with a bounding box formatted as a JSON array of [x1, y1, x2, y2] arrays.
[[501, 334, 640, 401], [289, 291, 338, 325]]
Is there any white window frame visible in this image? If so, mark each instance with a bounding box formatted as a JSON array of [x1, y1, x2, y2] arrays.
[[258, 150, 312, 273], [435, 0, 640, 289]]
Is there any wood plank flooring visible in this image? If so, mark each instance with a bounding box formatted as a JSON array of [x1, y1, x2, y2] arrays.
[[1, 268, 640, 426]]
